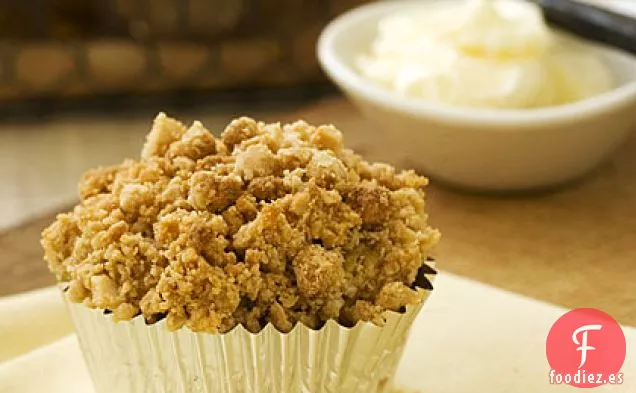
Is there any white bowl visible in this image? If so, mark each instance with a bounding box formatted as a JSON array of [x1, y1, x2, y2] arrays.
[[317, 0, 636, 191]]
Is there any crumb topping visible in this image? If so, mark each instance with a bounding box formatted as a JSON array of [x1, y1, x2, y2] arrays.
[[42, 114, 440, 333]]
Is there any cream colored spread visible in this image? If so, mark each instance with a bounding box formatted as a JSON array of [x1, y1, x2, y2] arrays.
[[357, 0, 614, 109]]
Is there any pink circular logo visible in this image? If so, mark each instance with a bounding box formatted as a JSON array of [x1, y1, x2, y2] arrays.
[[546, 308, 626, 388]]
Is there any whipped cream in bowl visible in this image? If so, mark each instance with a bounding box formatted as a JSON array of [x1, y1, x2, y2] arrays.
[[356, 0, 614, 109], [318, 0, 636, 191]]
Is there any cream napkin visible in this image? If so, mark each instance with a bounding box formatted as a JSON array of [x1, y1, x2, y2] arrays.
[[0, 286, 73, 362], [0, 273, 633, 393]]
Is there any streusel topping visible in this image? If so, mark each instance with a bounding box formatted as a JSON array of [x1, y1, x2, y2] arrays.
[[42, 114, 439, 333]]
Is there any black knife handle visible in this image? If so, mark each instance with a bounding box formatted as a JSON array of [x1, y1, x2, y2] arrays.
[[532, 0, 636, 54]]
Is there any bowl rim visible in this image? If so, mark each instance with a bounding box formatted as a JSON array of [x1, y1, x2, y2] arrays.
[[317, 0, 636, 127]]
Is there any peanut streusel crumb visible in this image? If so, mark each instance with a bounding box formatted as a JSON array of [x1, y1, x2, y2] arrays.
[[42, 114, 440, 333]]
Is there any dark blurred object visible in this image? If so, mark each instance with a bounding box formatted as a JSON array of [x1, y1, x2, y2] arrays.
[[535, 0, 636, 55], [0, 0, 369, 101]]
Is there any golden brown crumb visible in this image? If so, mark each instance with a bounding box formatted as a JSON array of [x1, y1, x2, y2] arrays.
[[221, 116, 260, 149], [78, 165, 119, 200], [41, 114, 439, 333], [293, 245, 345, 297], [167, 121, 217, 160]]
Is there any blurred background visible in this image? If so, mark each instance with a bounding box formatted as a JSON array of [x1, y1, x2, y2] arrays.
[[0, 0, 367, 114]]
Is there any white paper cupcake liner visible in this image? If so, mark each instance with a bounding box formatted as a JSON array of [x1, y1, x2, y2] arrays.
[[64, 272, 435, 393]]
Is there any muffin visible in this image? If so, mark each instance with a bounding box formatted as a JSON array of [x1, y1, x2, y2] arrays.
[[41, 114, 440, 393]]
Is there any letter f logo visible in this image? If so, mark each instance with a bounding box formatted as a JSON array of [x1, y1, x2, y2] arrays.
[[573, 324, 602, 368]]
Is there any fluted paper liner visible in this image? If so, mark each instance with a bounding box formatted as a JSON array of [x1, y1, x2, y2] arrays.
[[64, 271, 435, 393]]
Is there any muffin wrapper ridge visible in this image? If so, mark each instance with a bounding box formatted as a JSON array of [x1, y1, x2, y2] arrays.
[[64, 268, 436, 393]]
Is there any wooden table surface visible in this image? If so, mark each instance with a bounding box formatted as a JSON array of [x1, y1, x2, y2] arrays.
[[1, 96, 634, 326]]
